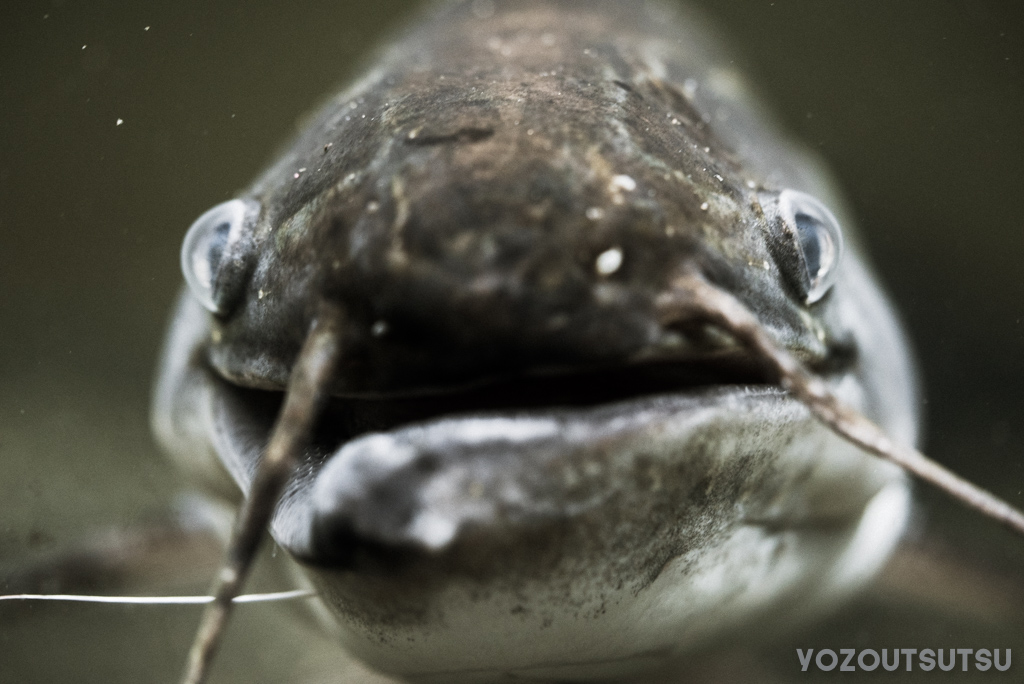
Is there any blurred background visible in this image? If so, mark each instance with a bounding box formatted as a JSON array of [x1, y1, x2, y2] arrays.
[[1, 0, 1021, 681]]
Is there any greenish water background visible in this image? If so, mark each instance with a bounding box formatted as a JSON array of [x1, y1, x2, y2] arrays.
[[1, 1, 1021, 682]]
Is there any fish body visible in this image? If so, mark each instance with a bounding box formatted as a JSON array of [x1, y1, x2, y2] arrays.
[[154, 1, 918, 681]]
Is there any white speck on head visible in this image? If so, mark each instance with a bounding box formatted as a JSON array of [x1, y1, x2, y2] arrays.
[[586, 207, 605, 221], [366, 200, 380, 213], [371, 320, 389, 337], [116, 118, 123, 126], [257, 289, 266, 300], [472, 0, 496, 19], [715, 174, 724, 182], [82, 45, 87, 49], [596, 247, 624, 275], [746, 179, 757, 189], [293, 173, 300, 179], [610, 174, 636, 192], [700, 202, 710, 212], [144, 26, 150, 31]]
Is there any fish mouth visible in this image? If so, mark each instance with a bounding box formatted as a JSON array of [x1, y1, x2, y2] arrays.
[[204, 338, 860, 566], [220, 350, 774, 447], [200, 339, 913, 683]]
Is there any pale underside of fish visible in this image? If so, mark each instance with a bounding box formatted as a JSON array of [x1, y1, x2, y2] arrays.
[[153, 1, 920, 681]]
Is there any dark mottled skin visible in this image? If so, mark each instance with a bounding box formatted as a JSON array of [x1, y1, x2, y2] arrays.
[[155, 1, 919, 680], [207, 0, 833, 396]]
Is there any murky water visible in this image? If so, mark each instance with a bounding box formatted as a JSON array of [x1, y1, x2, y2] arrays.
[[1, 1, 1021, 682]]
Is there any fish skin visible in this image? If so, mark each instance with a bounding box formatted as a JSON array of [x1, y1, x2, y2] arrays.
[[153, 1, 919, 680], [204, 0, 838, 396]]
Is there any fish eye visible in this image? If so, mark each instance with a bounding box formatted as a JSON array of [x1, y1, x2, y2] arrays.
[[181, 199, 259, 314], [778, 189, 844, 304]]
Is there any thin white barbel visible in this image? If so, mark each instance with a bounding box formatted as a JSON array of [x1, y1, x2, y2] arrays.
[[0, 590, 314, 605]]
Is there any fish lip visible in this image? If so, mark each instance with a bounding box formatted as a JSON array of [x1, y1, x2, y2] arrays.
[[202, 347, 852, 564], [302, 385, 796, 567], [206, 351, 784, 476]]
